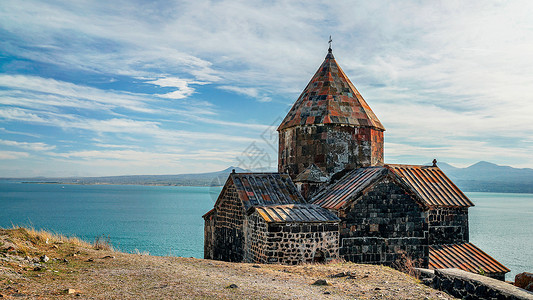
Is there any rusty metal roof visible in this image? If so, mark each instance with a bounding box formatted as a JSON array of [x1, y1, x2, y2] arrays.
[[311, 167, 387, 210], [230, 173, 306, 210], [278, 49, 385, 131], [254, 204, 339, 223], [387, 164, 474, 207], [429, 243, 510, 274], [312, 164, 473, 210]]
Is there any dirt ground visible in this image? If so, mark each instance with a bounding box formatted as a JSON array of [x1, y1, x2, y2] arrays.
[[0, 228, 456, 299]]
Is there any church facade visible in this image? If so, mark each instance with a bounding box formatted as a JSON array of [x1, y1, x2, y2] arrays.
[[204, 47, 510, 280]]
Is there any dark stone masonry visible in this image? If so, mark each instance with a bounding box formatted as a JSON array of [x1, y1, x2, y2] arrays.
[[338, 178, 428, 266], [427, 207, 469, 245], [203, 46, 509, 283], [426, 269, 533, 299], [244, 214, 339, 265], [278, 124, 384, 180]]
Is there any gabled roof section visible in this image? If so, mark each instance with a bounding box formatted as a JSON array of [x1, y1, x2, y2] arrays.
[[230, 173, 306, 210], [278, 49, 385, 131], [386, 164, 474, 207], [254, 204, 339, 223], [311, 167, 387, 210], [429, 243, 510, 274], [202, 208, 215, 219], [294, 164, 328, 183]]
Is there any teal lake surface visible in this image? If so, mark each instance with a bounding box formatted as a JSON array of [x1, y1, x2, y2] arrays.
[[0, 183, 531, 279]]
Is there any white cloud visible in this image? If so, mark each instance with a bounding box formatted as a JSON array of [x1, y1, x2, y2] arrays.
[[146, 77, 208, 99], [0, 127, 41, 138], [0, 107, 256, 144], [218, 85, 272, 102], [0, 151, 30, 160], [0, 75, 155, 113], [0, 139, 55, 151], [2, 0, 533, 175], [94, 143, 140, 149], [218, 85, 259, 98]]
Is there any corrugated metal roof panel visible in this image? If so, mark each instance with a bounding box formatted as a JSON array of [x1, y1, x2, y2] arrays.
[[254, 204, 340, 223], [429, 243, 510, 274], [311, 167, 387, 209], [387, 164, 474, 207], [278, 49, 385, 132], [231, 173, 306, 210]]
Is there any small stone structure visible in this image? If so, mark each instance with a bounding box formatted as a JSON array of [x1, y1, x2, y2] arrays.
[[245, 205, 339, 264], [203, 46, 510, 280], [203, 172, 339, 264], [293, 164, 328, 200]]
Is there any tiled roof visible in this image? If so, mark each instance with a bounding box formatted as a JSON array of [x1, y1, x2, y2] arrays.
[[429, 243, 510, 274], [254, 204, 339, 223], [278, 49, 385, 131], [231, 173, 306, 210], [387, 164, 474, 207], [311, 167, 387, 209], [294, 164, 328, 183]]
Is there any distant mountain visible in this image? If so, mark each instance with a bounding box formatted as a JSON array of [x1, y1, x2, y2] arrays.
[[1, 166, 250, 187], [437, 161, 533, 193], [3, 162, 533, 193]]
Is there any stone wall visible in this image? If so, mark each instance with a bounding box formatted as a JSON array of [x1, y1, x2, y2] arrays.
[[203, 210, 215, 259], [428, 207, 469, 245], [213, 182, 245, 262], [430, 268, 533, 300], [226, 210, 339, 265], [278, 124, 383, 179], [339, 177, 428, 267], [243, 211, 269, 263]]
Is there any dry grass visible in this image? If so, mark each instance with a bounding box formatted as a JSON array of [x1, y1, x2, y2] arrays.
[[5, 226, 91, 255], [0, 227, 456, 299]]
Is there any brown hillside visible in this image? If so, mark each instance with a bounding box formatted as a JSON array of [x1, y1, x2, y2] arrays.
[[0, 228, 454, 299]]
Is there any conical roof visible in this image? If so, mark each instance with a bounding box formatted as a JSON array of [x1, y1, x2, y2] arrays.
[[278, 49, 385, 131]]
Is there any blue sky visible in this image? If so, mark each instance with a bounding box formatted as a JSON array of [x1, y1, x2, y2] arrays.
[[1, 0, 533, 177]]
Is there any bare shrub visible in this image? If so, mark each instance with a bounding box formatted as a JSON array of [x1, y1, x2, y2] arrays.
[[133, 248, 149, 256], [93, 235, 114, 251], [392, 250, 421, 279]]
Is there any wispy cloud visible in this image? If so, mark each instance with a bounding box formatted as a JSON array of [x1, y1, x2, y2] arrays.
[[146, 77, 208, 99], [0, 151, 30, 160], [0, 75, 156, 113], [0, 127, 41, 138], [0, 107, 256, 144], [218, 85, 271, 102], [0, 139, 55, 151], [1, 0, 533, 176]]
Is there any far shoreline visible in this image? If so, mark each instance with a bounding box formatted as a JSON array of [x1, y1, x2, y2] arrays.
[[1, 181, 531, 194], [14, 181, 225, 188]]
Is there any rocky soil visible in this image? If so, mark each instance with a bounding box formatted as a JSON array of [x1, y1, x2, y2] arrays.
[[0, 228, 456, 299]]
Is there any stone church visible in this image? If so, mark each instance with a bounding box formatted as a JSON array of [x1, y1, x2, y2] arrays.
[[204, 46, 510, 280]]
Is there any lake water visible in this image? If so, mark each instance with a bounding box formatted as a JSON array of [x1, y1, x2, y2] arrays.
[[0, 183, 531, 279]]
